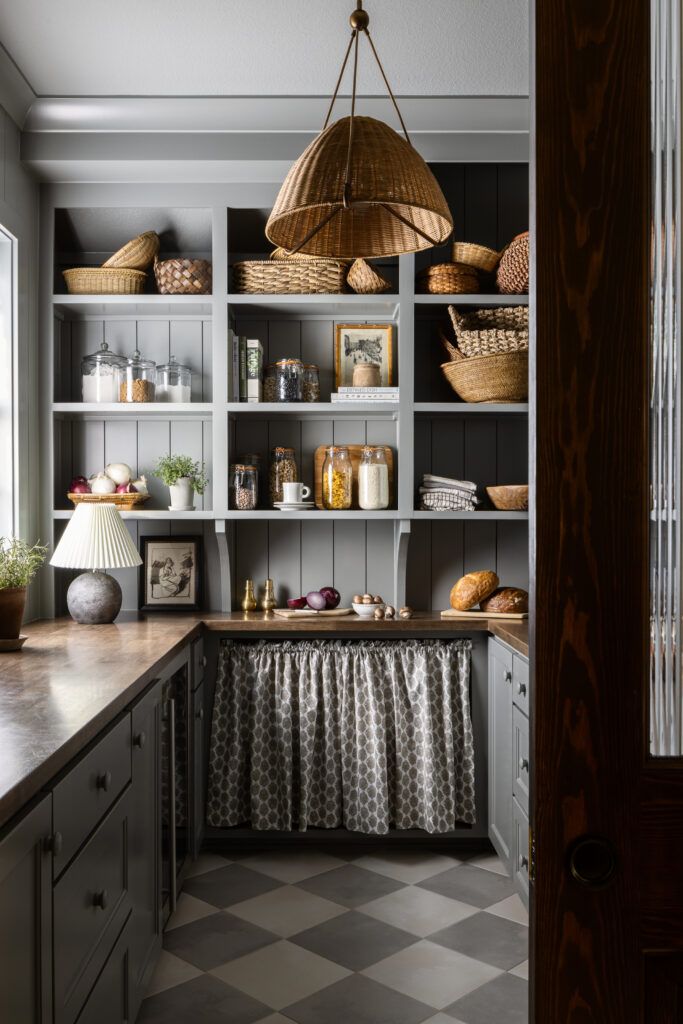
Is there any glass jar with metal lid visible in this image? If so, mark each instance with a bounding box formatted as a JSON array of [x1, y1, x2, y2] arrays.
[[303, 364, 321, 403], [120, 348, 156, 403], [156, 355, 192, 403], [229, 464, 258, 510], [322, 445, 353, 510], [274, 358, 304, 402], [269, 446, 298, 505], [81, 340, 126, 403], [358, 446, 389, 509], [237, 452, 263, 506], [262, 363, 277, 403]]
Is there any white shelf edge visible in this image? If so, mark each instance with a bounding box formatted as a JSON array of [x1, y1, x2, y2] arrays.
[[227, 402, 399, 417], [414, 402, 528, 414], [52, 293, 213, 304], [53, 509, 216, 520], [53, 403, 213, 416], [415, 294, 529, 305], [412, 510, 529, 520], [226, 510, 402, 520]]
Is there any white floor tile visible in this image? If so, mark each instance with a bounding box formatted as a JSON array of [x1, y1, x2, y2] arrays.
[[354, 850, 462, 885], [165, 892, 218, 931], [183, 852, 232, 878], [465, 851, 509, 876], [361, 884, 478, 937], [510, 958, 529, 980], [363, 939, 502, 1010], [144, 950, 202, 996], [239, 849, 347, 884], [229, 884, 347, 937], [210, 939, 351, 1010], [485, 893, 529, 926]]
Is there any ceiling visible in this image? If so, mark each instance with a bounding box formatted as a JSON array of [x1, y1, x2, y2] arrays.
[[0, 0, 529, 98]]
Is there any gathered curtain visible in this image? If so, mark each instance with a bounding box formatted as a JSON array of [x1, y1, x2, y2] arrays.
[[207, 638, 475, 835]]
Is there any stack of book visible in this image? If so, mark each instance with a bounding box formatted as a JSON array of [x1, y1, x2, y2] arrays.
[[418, 474, 480, 512], [330, 387, 399, 403], [229, 330, 263, 402]]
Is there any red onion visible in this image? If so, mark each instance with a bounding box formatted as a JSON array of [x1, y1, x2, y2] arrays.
[[306, 591, 327, 611], [319, 586, 340, 609], [115, 482, 137, 493], [71, 481, 90, 494], [70, 475, 88, 490], [287, 596, 308, 610]]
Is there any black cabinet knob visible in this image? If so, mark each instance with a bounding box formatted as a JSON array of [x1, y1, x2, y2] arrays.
[[45, 832, 63, 855], [568, 835, 617, 889], [133, 731, 147, 749], [520, 856, 529, 871], [92, 889, 108, 910], [196, 707, 204, 721], [517, 682, 527, 696], [504, 670, 512, 684], [96, 771, 112, 792], [519, 757, 529, 773]]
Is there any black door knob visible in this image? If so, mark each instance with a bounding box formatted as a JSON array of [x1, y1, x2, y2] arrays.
[[93, 889, 109, 910], [568, 835, 617, 889], [133, 731, 147, 749], [96, 771, 112, 792]]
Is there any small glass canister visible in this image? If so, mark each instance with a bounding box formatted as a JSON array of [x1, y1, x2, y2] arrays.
[[262, 363, 277, 403], [156, 355, 192, 403], [322, 445, 353, 510], [274, 358, 303, 402], [229, 464, 258, 510], [237, 452, 263, 507], [358, 446, 389, 510], [121, 348, 156, 403], [269, 446, 298, 505], [81, 340, 126, 403], [303, 364, 321, 403]]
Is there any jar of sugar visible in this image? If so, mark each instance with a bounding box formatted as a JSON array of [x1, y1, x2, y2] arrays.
[[156, 356, 192, 403], [81, 340, 126, 403], [358, 446, 389, 510]]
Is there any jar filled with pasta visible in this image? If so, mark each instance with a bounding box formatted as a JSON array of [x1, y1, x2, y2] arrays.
[[358, 446, 389, 509], [269, 446, 298, 505], [321, 445, 353, 510]]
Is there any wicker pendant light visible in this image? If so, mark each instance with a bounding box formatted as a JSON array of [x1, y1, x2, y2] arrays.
[[266, 2, 453, 259]]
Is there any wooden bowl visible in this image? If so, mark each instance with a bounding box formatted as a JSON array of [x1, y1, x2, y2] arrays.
[[486, 485, 529, 511]]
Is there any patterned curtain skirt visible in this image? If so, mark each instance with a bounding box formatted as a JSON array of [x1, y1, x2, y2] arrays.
[[206, 638, 475, 835]]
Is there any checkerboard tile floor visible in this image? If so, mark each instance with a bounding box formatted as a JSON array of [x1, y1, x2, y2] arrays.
[[139, 846, 528, 1024]]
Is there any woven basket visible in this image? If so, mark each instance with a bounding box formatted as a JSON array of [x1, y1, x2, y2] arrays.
[[233, 259, 348, 294], [451, 242, 500, 273], [486, 485, 529, 511], [154, 258, 212, 295], [63, 267, 146, 295], [67, 491, 150, 511], [416, 262, 479, 295], [497, 232, 529, 294], [347, 258, 392, 294], [448, 305, 529, 357], [102, 231, 159, 270], [441, 350, 528, 403]]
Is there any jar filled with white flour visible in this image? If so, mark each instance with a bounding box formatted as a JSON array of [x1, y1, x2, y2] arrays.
[[358, 446, 389, 510]]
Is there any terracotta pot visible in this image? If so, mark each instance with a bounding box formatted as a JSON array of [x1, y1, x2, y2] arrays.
[[0, 586, 27, 640]]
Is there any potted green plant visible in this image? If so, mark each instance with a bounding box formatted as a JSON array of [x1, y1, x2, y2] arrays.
[[154, 455, 209, 511], [0, 537, 48, 641]]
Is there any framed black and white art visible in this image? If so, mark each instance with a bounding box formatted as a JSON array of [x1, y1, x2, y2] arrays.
[[334, 323, 394, 388], [139, 535, 202, 611]]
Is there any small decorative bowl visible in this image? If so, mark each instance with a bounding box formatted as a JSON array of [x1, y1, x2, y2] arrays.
[[486, 485, 529, 511], [353, 601, 385, 619]]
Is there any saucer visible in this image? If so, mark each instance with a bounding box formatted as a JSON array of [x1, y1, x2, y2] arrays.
[[273, 501, 315, 511], [168, 505, 195, 512], [0, 635, 27, 652]]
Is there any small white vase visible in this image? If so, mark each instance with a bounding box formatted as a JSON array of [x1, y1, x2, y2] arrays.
[[169, 477, 195, 511]]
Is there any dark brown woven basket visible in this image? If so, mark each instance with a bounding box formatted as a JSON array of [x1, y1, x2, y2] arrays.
[[154, 257, 212, 295], [497, 232, 529, 294], [416, 262, 479, 295]]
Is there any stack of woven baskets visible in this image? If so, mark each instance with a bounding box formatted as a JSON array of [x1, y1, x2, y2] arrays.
[[415, 232, 529, 295], [440, 304, 529, 402], [232, 249, 393, 295], [63, 231, 213, 296]]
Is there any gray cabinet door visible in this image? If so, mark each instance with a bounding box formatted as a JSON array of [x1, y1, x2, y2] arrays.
[[192, 680, 206, 858], [129, 679, 163, 1019], [488, 639, 513, 872], [0, 795, 52, 1024]]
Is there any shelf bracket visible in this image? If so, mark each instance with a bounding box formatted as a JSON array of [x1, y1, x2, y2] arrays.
[[214, 519, 232, 612], [393, 518, 411, 609]]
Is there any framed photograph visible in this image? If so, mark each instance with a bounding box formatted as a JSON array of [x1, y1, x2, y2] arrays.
[[334, 323, 394, 388], [139, 535, 202, 612]]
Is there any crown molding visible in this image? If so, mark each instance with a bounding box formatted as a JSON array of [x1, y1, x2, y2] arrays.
[[0, 42, 36, 128]]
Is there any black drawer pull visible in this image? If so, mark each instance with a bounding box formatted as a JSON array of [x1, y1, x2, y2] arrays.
[[517, 682, 527, 696], [133, 731, 147, 749], [520, 856, 529, 871], [92, 889, 108, 910], [202, 655, 207, 668], [96, 771, 112, 792], [504, 670, 512, 684], [196, 707, 204, 721], [519, 757, 529, 773], [45, 832, 63, 855]]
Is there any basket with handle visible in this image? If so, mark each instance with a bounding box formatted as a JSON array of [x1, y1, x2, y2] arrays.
[[448, 305, 529, 357]]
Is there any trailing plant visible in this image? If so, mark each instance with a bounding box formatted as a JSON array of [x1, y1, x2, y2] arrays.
[[153, 455, 209, 496], [0, 537, 48, 589]]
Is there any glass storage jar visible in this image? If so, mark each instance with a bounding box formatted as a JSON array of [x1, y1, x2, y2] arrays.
[[156, 355, 192, 403], [237, 452, 263, 507], [358, 446, 390, 509], [303, 364, 321, 403], [322, 445, 353, 510], [121, 348, 156, 403], [262, 363, 277, 403], [229, 463, 258, 510], [269, 446, 298, 505], [81, 340, 126, 403], [274, 358, 303, 402]]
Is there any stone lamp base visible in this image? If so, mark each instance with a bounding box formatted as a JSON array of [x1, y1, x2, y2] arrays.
[[67, 570, 122, 624]]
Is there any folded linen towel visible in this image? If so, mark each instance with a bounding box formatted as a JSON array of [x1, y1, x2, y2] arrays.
[[420, 489, 478, 512], [422, 473, 478, 493]]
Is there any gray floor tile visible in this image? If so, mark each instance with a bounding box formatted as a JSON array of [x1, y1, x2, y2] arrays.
[[445, 972, 528, 1024], [291, 910, 418, 971], [163, 911, 277, 970], [137, 973, 271, 1024], [183, 862, 284, 908], [429, 911, 528, 970], [283, 973, 435, 1024], [297, 863, 404, 908], [418, 865, 517, 909]]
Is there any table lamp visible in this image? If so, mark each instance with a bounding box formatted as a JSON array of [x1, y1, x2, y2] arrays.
[[50, 503, 142, 624]]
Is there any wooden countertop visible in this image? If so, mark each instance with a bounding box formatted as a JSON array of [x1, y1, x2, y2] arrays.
[[0, 612, 527, 832]]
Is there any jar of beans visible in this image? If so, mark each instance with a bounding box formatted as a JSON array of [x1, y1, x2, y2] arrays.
[[303, 364, 321, 403], [121, 348, 156, 403], [321, 445, 353, 510], [262, 363, 277, 403], [237, 452, 263, 506], [269, 446, 298, 505], [229, 463, 258, 510], [275, 359, 303, 402]]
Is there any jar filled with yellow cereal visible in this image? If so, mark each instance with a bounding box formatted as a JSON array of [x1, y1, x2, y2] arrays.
[[321, 445, 353, 510]]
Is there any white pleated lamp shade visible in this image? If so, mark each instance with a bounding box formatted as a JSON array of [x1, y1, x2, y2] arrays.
[[51, 503, 142, 570]]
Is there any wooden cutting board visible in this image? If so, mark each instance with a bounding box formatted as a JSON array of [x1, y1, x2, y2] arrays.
[[273, 607, 353, 619], [441, 608, 528, 620], [313, 445, 394, 510]]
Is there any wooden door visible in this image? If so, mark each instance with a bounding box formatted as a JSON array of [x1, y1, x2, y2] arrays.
[[532, 0, 683, 1019]]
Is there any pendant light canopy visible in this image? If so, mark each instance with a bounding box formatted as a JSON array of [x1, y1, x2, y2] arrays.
[[266, 3, 453, 260]]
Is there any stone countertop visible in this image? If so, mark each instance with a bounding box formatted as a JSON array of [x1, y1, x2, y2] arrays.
[[0, 612, 528, 831]]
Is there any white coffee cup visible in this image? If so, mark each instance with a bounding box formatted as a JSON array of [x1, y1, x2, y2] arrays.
[[282, 482, 311, 503]]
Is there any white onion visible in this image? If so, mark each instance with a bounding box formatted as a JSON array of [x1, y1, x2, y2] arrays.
[[105, 462, 133, 485], [90, 472, 116, 494], [132, 475, 148, 495]]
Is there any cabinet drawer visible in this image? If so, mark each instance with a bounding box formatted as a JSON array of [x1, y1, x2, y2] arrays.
[[54, 793, 131, 1024], [513, 796, 530, 908], [512, 706, 530, 815], [192, 638, 205, 690], [512, 654, 529, 716], [53, 716, 131, 876], [75, 915, 131, 1024]]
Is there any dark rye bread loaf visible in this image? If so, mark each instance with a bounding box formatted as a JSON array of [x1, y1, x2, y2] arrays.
[[479, 587, 529, 614]]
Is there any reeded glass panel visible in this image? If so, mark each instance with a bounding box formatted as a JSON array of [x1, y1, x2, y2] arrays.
[[650, 0, 682, 754]]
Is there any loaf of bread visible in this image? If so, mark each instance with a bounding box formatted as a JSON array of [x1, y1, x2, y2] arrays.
[[480, 587, 529, 614], [450, 571, 499, 611]]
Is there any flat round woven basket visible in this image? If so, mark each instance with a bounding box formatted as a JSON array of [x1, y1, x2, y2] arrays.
[[102, 231, 159, 270], [63, 267, 146, 295], [451, 242, 500, 273], [497, 232, 529, 294], [441, 350, 528, 403], [448, 305, 529, 357], [416, 262, 479, 295], [346, 258, 392, 294], [154, 258, 212, 295], [233, 259, 348, 295]]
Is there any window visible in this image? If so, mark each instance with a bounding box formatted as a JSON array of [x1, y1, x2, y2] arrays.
[[0, 225, 17, 537]]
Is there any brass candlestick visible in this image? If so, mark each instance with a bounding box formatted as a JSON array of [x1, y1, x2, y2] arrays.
[[260, 578, 276, 612], [241, 578, 257, 612]]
